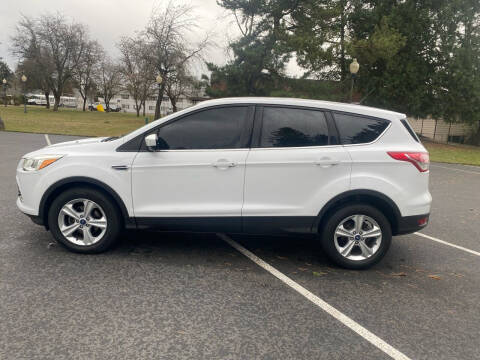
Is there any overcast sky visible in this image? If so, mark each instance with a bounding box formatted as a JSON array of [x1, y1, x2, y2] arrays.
[[0, 0, 301, 77]]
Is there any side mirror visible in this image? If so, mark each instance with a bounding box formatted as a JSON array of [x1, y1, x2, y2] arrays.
[[145, 133, 158, 150]]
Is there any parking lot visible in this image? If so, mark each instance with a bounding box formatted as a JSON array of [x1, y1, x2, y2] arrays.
[[1, 131, 479, 360]]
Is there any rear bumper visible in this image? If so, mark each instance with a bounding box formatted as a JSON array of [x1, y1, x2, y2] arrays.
[[395, 213, 429, 235]]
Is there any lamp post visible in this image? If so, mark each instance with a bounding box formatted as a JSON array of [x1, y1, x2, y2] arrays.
[[21, 74, 27, 113], [349, 58, 359, 103], [155, 74, 163, 119], [2, 78, 6, 107]]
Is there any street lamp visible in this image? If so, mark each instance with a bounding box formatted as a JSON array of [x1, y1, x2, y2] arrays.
[[21, 74, 27, 113], [349, 58, 359, 103], [2, 78, 6, 107], [155, 74, 163, 119]]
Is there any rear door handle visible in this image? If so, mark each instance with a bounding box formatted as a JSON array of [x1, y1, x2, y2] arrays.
[[212, 159, 237, 169], [314, 159, 340, 167]]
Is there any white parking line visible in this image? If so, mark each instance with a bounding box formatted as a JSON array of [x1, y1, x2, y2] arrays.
[[430, 163, 480, 175], [414, 232, 480, 257], [218, 233, 412, 360], [44, 134, 51, 146]]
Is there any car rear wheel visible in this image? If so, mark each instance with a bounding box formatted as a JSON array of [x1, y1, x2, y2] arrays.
[[48, 187, 122, 253], [320, 204, 392, 269]]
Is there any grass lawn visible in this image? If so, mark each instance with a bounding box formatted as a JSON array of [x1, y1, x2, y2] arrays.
[[423, 141, 480, 166], [0, 105, 148, 137]]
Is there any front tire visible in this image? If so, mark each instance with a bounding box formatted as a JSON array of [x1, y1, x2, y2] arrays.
[[320, 204, 392, 270], [48, 187, 122, 253]]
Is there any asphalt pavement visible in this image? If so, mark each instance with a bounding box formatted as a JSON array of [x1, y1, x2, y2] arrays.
[[0, 131, 479, 360]]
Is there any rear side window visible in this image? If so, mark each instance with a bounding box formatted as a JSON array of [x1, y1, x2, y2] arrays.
[[156, 106, 248, 150], [401, 119, 420, 142], [333, 113, 390, 144], [260, 107, 329, 148]]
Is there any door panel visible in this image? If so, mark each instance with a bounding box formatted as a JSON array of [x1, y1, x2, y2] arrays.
[[243, 146, 351, 218], [132, 150, 249, 219]]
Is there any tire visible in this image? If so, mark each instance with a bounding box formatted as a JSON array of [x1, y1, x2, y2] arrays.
[[48, 187, 122, 253], [320, 204, 392, 270]]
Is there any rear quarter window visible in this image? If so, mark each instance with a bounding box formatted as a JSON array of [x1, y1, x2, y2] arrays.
[[333, 113, 390, 145], [400, 119, 420, 142]]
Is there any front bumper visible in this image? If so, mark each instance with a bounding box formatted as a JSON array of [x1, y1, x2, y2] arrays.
[[395, 213, 430, 235]]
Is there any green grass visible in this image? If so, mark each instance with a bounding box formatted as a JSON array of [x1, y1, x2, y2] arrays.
[[423, 141, 480, 166], [0, 105, 148, 137]]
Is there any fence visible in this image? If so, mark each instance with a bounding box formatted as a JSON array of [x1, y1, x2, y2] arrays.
[[407, 117, 474, 144]]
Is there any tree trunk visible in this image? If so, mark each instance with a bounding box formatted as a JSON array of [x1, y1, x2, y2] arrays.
[[53, 94, 60, 111], [45, 92, 50, 109], [142, 101, 146, 116], [472, 120, 480, 145], [171, 98, 177, 113], [82, 97, 87, 111], [154, 84, 165, 119], [135, 100, 140, 117]]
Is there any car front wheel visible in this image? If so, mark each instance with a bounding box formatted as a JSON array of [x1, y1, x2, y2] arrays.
[[320, 204, 392, 270], [48, 187, 122, 253]]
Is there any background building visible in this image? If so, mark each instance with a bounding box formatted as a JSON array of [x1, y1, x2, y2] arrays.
[[109, 85, 209, 117]]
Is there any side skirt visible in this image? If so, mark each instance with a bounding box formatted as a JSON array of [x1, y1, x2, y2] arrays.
[[133, 216, 317, 235]]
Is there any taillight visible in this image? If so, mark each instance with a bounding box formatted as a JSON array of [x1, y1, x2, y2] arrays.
[[387, 152, 429, 172]]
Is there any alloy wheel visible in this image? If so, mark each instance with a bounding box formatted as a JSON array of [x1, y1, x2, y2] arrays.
[[333, 214, 382, 261], [57, 198, 108, 246]]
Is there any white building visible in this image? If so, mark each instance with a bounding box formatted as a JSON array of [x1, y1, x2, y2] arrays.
[[109, 86, 209, 117]]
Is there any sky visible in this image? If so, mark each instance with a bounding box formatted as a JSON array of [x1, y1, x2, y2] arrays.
[[0, 0, 301, 77]]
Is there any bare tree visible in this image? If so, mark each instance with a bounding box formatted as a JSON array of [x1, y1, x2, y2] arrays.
[[144, 0, 209, 119], [118, 35, 155, 117], [97, 58, 121, 111], [74, 40, 103, 111], [12, 13, 87, 111], [165, 65, 194, 112], [11, 15, 54, 108]]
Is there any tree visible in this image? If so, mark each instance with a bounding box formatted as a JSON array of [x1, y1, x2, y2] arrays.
[[289, 0, 354, 81], [74, 40, 103, 111], [165, 65, 194, 112], [208, 0, 299, 97], [0, 60, 12, 81], [0, 60, 12, 106], [11, 16, 54, 108], [97, 58, 121, 111], [144, 0, 209, 119], [12, 13, 88, 111], [433, 0, 480, 144], [118, 35, 155, 117], [347, 1, 437, 116]]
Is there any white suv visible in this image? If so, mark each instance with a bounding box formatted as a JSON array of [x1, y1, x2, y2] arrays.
[[16, 98, 431, 269]]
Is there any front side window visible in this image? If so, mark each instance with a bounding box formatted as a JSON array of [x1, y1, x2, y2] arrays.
[[333, 113, 390, 144], [259, 107, 329, 148], [155, 106, 248, 150]]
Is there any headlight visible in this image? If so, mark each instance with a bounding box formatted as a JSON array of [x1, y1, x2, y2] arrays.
[[21, 155, 64, 171]]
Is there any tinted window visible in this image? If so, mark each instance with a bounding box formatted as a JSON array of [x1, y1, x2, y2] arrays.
[[334, 113, 390, 144], [156, 107, 248, 150], [260, 107, 329, 148]]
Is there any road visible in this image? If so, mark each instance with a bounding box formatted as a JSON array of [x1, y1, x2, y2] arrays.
[[0, 131, 479, 360]]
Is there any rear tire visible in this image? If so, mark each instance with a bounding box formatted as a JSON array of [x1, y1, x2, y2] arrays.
[[48, 187, 122, 253], [320, 204, 392, 270]]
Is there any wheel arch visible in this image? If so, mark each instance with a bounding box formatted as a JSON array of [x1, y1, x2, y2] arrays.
[[39, 176, 134, 230], [314, 190, 402, 235]]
